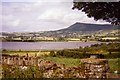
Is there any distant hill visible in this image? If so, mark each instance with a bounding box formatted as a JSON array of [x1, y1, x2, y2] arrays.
[[57, 22, 118, 32]]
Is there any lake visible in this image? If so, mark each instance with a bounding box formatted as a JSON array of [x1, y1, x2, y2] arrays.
[[1, 42, 108, 50]]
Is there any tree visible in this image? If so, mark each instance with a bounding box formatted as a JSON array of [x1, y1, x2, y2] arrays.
[[72, 1, 120, 25]]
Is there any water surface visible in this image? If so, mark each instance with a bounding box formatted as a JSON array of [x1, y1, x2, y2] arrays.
[[2, 42, 107, 50]]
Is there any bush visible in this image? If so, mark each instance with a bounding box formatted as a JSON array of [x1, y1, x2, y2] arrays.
[[49, 51, 56, 57], [2, 49, 7, 52], [2, 65, 43, 78]]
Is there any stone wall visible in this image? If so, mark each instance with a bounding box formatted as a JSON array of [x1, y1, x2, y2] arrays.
[[2, 54, 38, 66], [37, 60, 85, 78], [2, 54, 110, 78], [37, 58, 109, 78], [80, 56, 109, 78]]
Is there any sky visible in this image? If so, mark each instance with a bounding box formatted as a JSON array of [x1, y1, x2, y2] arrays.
[[1, 0, 110, 32]]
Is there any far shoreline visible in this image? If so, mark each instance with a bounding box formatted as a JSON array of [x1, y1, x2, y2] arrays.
[[0, 40, 113, 42]]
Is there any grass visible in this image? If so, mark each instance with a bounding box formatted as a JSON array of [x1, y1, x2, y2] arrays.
[[2, 51, 50, 57], [108, 58, 120, 73], [41, 56, 80, 67]]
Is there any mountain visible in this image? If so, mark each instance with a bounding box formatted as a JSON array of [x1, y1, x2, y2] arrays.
[[57, 22, 118, 32]]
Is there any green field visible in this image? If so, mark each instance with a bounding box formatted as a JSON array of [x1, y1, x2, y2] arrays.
[[41, 56, 80, 67]]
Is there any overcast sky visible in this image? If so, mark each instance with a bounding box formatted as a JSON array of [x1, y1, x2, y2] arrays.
[[1, 0, 110, 32]]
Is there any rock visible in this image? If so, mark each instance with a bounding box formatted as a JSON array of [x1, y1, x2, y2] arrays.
[[80, 58, 109, 78]]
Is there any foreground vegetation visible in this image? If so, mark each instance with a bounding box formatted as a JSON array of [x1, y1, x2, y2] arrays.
[[1, 42, 120, 78], [2, 65, 43, 78], [2, 57, 120, 78]]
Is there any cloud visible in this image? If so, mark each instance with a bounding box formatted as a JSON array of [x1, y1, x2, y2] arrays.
[[1, 1, 110, 32], [2, 0, 72, 2], [12, 19, 20, 26], [2, 14, 20, 26]]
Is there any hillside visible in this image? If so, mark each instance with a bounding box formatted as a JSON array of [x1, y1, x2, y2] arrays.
[[57, 22, 118, 32]]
